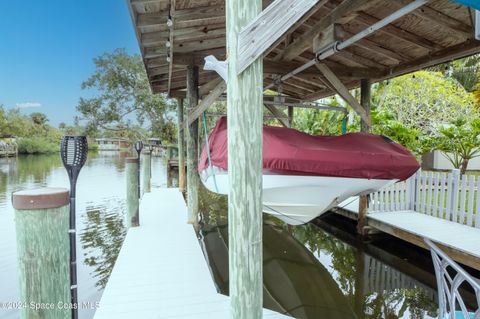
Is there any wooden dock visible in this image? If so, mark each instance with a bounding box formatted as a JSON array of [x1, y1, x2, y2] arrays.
[[335, 197, 480, 271], [94, 188, 288, 319]]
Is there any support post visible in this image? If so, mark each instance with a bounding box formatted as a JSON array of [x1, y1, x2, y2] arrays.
[[177, 98, 186, 193], [227, 0, 263, 318], [357, 79, 371, 235], [186, 65, 200, 224], [12, 188, 71, 319], [142, 153, 151, 193], [126, 157, 139, 227], [288, 106, 294, 128]]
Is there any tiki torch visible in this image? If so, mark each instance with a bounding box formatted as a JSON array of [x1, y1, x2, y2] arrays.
[[60, 136, 88, 319]]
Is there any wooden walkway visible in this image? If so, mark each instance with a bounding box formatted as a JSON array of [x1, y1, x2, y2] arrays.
[[336, 197, 480, 271], [94, 188, 288, 319]]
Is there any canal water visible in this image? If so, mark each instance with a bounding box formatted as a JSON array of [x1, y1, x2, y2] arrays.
[[0, 152, 166, 319], [0, 154, 476, 318]]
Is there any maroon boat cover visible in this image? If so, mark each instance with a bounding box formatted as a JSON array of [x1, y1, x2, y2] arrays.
[[199, 117, 420, 180]]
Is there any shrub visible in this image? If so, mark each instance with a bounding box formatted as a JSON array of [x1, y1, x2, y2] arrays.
[[17, 138, 59, 154]]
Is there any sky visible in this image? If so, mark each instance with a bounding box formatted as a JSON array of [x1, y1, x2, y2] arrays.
[[0, 0, 140, 127]]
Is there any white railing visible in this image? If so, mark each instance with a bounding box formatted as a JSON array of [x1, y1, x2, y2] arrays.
[[370, 169, 480, 228]]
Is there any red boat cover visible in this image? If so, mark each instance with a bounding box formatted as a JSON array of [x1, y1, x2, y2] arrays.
[[199, 117, 420, 180]]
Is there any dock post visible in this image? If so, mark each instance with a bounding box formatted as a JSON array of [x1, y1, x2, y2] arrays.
[[12, 188, 71, 319], [227, 0, 263, 317], [177, 98, 186, 193], [358, 79, 371, 235], [142, 153, 151, 194], [288, 106, 294, 128], [186, 65, 200, 224], [126, 157, 139, 227]]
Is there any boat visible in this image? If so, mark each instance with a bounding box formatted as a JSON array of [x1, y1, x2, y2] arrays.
[[199, 117, 420, 225], [199, 223, 358, 319]]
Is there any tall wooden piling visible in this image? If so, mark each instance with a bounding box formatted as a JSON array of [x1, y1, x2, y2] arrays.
[[142, 153, 151, 194], [126, 157, 139, 227], [12, 188, 71, 319], [186, 65, 200, 224], [227, 0, 263, 317], [177, 98, 186, 193], [288, 106, 294, 128], [358, 79, 371, 235]]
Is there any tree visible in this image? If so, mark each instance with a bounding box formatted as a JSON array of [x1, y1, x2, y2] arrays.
[[30, 112, 48, 126], [374, 71, 475, 133], [77, 49, 175, 141], [434, 118, 480, 174]]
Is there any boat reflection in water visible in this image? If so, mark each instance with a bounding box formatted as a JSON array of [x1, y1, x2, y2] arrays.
[[199, 223, 357, 319], [196, 185, 446, 319]]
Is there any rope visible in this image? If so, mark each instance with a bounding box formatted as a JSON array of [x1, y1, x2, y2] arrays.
[[203, 112, 219, 193]]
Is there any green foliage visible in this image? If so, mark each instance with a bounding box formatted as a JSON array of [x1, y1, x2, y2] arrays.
[[374, 71, 475, 133], [292, 97, 346, 136], [434, 118, 480, 174], [17, 137, 58, 154], [371, 109, 432, 157], [77, 49, 176, 140]]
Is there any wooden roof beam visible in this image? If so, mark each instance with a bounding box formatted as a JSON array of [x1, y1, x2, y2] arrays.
[[187, 81, 226, 126], [237, 0, 323, 73], [355, 12, 441, 51], [391, 0, 472, 37], [278, 0, 376, 61], [264, 104, 289, 127], [315, 63, 371, 126]]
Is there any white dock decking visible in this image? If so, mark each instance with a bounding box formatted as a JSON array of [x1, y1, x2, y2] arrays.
[[94, 188, 289, 319], [337, 197, 480, 270]]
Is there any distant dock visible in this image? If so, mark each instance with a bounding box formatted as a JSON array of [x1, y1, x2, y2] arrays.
[[94, 188, 288, 319]]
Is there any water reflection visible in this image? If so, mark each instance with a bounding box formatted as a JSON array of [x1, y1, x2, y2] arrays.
[[197, 186, 444, 319], [80, 198, 127, 289], [0, 152, 134, 319]]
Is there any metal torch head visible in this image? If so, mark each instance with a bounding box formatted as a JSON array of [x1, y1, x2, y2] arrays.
[[61, 136, 88, 171], [135, 140, 143, 153]]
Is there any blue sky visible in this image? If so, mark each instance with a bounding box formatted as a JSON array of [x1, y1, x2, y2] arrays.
[[0, 1, 140, 126]]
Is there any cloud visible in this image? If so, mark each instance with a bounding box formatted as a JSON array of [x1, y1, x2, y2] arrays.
[[16, 102, 42, 109]]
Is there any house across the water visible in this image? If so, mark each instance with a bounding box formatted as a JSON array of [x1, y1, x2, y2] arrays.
[[95, 138, 130, 151]]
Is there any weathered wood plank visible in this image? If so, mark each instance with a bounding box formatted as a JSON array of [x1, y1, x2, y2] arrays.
[[186, 65, 200, 224], [264, 104, 289, 127], [459, 174, 467, 224], [187, 80, 226, 125], [227, 0, 264, 316], [279, 0, 374, 61], [177, 98, 186, 193], [317, 63, 371, 126], [237, 0, 320, 74]]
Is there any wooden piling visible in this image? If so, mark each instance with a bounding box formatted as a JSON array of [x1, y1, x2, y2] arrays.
[[177, 98, 186, 193], [358, 79, 371, 235], [186, 65, 200, 224], [227, 0, 263, 317], [126, 157, 139, 227], [142, 153, 151, 194], [12, 188, 71, 319], [288, 106, 294, 128]]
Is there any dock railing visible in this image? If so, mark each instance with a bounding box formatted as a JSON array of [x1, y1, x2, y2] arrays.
[[370, 169, 480, 228]]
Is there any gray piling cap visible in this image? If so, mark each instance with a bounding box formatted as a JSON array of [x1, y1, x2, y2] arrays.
[[12, 188, 69, 210], [126, 157, 139, 163]]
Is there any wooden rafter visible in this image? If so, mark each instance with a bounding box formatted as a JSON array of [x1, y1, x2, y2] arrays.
[[237, 0, 321, 73], [187, 81, 226, 126], [278, 0, 376, 61], [264, 104, 289, 127], [315, 63, 371, 126], [167, 0, 176, 95]]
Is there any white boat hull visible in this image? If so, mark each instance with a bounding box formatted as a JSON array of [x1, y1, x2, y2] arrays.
[[201, 172, 395, 225]]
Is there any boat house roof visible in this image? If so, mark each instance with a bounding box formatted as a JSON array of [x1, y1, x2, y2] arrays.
[[127, 0, 480, 100]]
